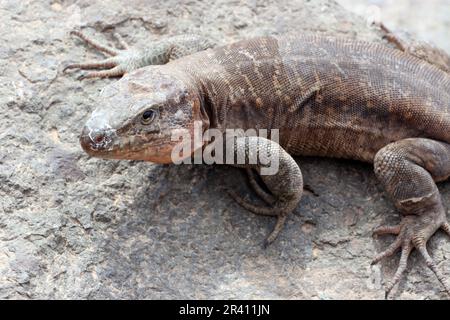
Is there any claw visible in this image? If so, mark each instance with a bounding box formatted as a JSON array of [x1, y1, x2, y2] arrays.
[[227, 189, 289, 247], [63, 58, 117, 72], [67, 30, 134, 79], [263, 214, 287, 247], [371, 235, 402, 264], [70, 30, 118, 56], [385, 243, 412, 297], [76, 66, 125, 80], [376, 22, 407, 52], [113, 32, 130, 50], [415, 242, 450, 295], [303, 184, 319, 197], [373, 216, 450, 297], [228, 189, 277, 216], [245, 168, 276, 205]]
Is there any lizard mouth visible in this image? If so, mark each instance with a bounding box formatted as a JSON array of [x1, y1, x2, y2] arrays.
[[79, 126, 171, 160]]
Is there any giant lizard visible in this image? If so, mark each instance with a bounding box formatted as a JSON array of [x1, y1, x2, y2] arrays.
[[65, 28, 450, 297]]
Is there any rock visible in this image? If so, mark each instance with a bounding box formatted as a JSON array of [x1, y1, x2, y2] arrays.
[[1, 0, 449, 299]]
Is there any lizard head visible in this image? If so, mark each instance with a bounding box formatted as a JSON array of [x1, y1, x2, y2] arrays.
[[79, 66, 208, 163]]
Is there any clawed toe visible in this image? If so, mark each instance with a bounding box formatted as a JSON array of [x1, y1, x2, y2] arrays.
[[70, 30, 118, 56], [227, 189, 278, 216], [227, 189, 291, 247], [113, 32, 130, 50], [245, 168, 276, 205], [371, 234, 403, 265], [63, 58, 117, 72], [372, 216, 450, 297], [263, 214, 287, 248], [414, 242, 450, 294], [383, 242, 412, 297], [76, 66, 126, 80], [66, 30, 132, 79]]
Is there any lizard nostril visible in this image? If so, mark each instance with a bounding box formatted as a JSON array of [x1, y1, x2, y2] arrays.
[[79, 126, 111, 152], [93, 133, 105, 144]]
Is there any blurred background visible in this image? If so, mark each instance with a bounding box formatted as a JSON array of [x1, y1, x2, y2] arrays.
[[337, 0, 450, 52]]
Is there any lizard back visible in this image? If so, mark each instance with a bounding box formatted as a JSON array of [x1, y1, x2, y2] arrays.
[[169, 35, 450, 162]]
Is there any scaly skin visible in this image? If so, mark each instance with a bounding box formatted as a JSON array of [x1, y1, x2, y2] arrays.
[[67, 30, 450, 297]]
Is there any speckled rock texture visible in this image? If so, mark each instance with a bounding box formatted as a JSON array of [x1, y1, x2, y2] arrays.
[[1, 0, 449, 299]]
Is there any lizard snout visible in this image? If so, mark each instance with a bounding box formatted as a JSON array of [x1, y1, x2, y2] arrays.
[[79, 126, 113, 153]]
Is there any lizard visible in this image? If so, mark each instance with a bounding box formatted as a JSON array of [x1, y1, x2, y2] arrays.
[[65, 28, 450, 298]]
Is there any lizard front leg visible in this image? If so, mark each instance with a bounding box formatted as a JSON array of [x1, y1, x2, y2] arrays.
[[373, 138, 450, 297], [64, 30, 215, 79], [227, 136, 303, 247]]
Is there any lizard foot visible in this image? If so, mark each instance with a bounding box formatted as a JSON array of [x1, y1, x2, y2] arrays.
[[227, 189, 290, 248], [64, 30, 142, 79], [371, 211, 450, 298]]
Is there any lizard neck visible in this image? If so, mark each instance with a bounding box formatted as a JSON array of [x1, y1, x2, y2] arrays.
[[191, 67, 263, 133], [196, 76, 223, 131], [171, 38, 293, 134]]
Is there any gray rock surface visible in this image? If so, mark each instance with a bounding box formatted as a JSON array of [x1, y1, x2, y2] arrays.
[[1, 0, 449, 299]]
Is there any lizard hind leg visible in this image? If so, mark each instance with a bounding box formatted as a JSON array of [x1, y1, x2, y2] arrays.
[[373, 138, 450, 297]]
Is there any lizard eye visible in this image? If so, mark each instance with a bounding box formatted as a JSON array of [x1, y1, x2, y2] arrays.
[[141, 109, 156, 125]]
